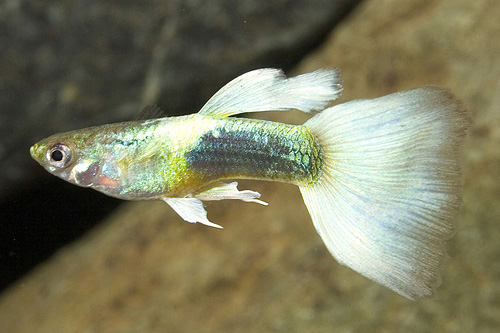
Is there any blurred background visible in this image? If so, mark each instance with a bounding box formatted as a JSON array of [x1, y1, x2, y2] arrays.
[[1, 0, 499, 331]]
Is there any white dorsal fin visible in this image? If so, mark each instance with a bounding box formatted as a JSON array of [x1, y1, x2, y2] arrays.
[[198, 68, 343, 118]]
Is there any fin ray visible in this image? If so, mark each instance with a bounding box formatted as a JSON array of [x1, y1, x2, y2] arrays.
[[137, 105, 166, 120]]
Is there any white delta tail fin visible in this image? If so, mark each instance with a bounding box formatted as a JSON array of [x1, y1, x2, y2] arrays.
[[301, 87, 469, 299]]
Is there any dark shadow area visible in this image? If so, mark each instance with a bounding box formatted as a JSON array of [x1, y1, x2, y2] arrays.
[[0, 178, 121, 292]]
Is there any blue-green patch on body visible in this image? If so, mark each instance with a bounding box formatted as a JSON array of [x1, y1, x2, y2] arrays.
[[185, 119, 322, 186]]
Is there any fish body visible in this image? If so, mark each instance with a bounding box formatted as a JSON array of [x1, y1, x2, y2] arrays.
[[31, 115, 321, 199], [30, 68, 469, 299]]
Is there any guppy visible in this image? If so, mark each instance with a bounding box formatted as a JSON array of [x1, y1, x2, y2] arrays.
[[30, 68, 469, 299]]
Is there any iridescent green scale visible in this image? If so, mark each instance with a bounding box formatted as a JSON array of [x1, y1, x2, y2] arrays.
[[184, 118, 323, 186]]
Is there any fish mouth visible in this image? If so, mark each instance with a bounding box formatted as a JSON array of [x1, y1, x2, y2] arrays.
[[30, 144, 36, 157], [30, 144, 41, 160]]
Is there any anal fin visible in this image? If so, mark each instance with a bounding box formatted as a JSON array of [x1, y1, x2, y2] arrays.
[[162, 182, 268, 229], [194, 181, 268, 205]]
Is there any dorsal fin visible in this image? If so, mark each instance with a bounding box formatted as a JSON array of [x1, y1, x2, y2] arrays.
[[137, 105, 167, 120], [197, 68, 343, 118]]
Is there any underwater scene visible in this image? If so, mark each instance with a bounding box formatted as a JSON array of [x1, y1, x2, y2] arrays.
[[0, 0, 499, 332]]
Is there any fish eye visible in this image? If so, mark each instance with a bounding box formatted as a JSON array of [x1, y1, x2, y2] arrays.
[[47, 144, 72, 168]]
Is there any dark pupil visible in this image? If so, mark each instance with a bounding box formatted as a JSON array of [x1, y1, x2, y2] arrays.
[[51, 150, 64, 161]]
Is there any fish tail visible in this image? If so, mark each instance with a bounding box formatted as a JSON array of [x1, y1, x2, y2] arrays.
[[300, 87, 469, 299]]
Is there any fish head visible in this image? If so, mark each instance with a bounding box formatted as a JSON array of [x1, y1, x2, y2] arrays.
[[30, 128, 123, 195]]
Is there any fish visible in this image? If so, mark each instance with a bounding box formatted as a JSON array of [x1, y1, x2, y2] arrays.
[[30, 68, 469, 299]]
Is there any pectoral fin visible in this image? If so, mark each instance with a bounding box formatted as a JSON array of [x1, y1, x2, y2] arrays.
[[137, 105, 166, 120]]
